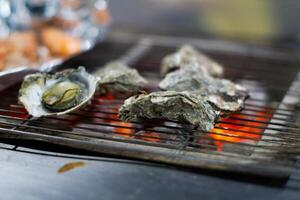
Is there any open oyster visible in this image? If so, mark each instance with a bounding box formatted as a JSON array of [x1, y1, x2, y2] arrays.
[[119, 91, 218, 131], [19, 67, 98, 117], [95, 61, 147, 98], [161, 45, 224, 77]]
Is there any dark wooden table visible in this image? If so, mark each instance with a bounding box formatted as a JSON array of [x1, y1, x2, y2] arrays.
[[0, 143, 299, 200]]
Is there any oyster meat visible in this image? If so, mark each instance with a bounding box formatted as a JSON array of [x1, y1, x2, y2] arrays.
[[159, 65, 248, 112], [161, 45, 224, 77], [95, 61, 147, 97], [119, 91, 218, 131], [19, 67, 98, 117]]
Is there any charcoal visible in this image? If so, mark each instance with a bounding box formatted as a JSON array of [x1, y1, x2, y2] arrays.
[[159, 66, 248, 112], [161, 45, 223, 77], [95, 61, 147, 97], [119, 91, 218, 131]]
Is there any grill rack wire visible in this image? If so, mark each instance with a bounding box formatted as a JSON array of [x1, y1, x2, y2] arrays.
[[0, 36, 299, 179]]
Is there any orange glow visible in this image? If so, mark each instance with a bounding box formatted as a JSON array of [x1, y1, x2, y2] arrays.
[[209, 111, 271, 151], [113, 121, 134, 138], [96, 93, 271, 148], [93, 93, 119, 106], [0, 107, 30, 119], [101, 93, 115, 101], [96, 93, 135, 138], [135, 132, 161, 142], [97, 93, 161, 141]]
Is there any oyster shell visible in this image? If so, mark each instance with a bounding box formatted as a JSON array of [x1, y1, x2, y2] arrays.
[[94, 61, 147, 98], [19, 67, 98, 117], [192, 79, 249, 112], [119, 91, 218, 131], [161, 45, 224, 77], [159, 65, 248, 112]]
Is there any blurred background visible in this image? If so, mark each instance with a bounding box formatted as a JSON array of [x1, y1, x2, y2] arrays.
[[109, 0, 300, 45], [1, 0, 299, 71]]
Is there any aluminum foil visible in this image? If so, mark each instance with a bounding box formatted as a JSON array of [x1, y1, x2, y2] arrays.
[[0, 0, 110, 73]]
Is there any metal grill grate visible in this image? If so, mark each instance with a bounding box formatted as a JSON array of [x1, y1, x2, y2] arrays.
[[0, 36, 299, 179]]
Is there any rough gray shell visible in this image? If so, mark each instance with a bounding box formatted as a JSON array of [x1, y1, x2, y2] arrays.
[[119, 91, 218, 131], [94, 61, 147, 98], [161, 45, 224, 77], [159, 64, 248, 112]]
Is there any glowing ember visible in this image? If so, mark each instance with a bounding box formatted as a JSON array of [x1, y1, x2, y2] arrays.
[[0, 107, 29, 119], [134, 131, 161, 142], [97, 93, 162, 142], [113, 121, 134, 138], [93, 93, 116, 105], [209, 111, 271, 151], [101, 93, 115, 101], [96, 93, 135, 138]]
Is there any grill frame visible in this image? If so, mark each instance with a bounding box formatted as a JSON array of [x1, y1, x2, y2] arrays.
[[0, 34, 299, 179]]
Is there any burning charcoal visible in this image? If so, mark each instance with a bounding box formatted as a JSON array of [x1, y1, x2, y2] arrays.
[[159, 66, 248, 112], [95, 61, 148, 98], [119, 91, 218, 132], [161, 45, 224, 77]]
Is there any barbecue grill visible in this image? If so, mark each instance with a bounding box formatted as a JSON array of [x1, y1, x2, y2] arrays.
[[0, 32, 299, 188]]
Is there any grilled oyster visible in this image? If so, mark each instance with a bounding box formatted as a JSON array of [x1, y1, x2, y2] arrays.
[[192, 79, 249, 112], [161, 45, 224, 77], [159, 65, 248, 112], [119, 91, 218, 131], [95, 61, 147, 98], [19, 67, 98, 117]]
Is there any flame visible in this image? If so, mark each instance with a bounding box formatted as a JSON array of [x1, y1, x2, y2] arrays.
[[209, 111, 271, 151]]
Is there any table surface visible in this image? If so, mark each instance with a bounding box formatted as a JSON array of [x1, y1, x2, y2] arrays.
[[0, 143, 299, 200]]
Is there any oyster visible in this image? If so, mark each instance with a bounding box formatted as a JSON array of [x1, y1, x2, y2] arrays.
[[159, 63, 211, 91], [19, 67, 98, 117], [159, 65, 248, 112], [95, 61, 147, 97], [119, 91, 218, 131], [161, 45, 224, 77], [192, 79, 249, 112]]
